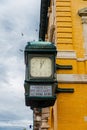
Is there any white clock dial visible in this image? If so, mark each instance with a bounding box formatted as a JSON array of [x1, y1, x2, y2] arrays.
[[30, 57, 52, 77]]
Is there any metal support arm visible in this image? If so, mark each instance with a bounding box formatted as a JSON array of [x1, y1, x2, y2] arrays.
[[56, 64, 72, 70], [56, 88, 74, 93]]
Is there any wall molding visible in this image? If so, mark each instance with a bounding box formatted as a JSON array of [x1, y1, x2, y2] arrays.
[[78, 7, 87, 17], [57, 74, 87, 83], [57, 50, 76, 59], [57, 50, 87, 61]]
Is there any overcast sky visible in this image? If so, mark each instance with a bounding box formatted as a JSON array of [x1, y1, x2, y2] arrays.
[[0, 0, 41, 128]]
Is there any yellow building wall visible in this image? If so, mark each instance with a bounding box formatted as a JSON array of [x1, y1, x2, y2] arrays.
[[48, 0, 87, 130]]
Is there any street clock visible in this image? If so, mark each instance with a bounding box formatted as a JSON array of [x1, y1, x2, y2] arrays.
[[24, 41, 57, 108], [25, 41, 57, 82]]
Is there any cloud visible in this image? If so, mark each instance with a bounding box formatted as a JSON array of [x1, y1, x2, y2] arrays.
[[0, 0, 41, 126], [0, 119, 33, 127]]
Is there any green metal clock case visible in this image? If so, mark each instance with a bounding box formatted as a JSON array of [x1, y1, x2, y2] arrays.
[[24, 41, 58, 108], [24, 41, 57, 83], [24, 81, 57, 108]]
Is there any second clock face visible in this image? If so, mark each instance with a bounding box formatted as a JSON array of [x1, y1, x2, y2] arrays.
[[30, 57, 52, 78]]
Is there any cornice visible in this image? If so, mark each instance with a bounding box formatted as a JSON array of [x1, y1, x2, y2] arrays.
[[57, 50, 87, 61], [57, 74, 87, 83], [57, 50, 76, 59]]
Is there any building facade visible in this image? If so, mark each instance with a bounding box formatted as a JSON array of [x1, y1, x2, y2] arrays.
[[38, 0, 87, 130]]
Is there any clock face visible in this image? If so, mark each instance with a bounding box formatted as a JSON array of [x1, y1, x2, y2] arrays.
[[30, 57, 52, 78]]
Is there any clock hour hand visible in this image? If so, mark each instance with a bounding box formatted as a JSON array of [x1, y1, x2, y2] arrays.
[[40, 60, 45, 68]]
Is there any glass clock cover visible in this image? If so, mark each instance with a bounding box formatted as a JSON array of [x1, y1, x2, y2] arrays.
[[30, 57, 52, 78]]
